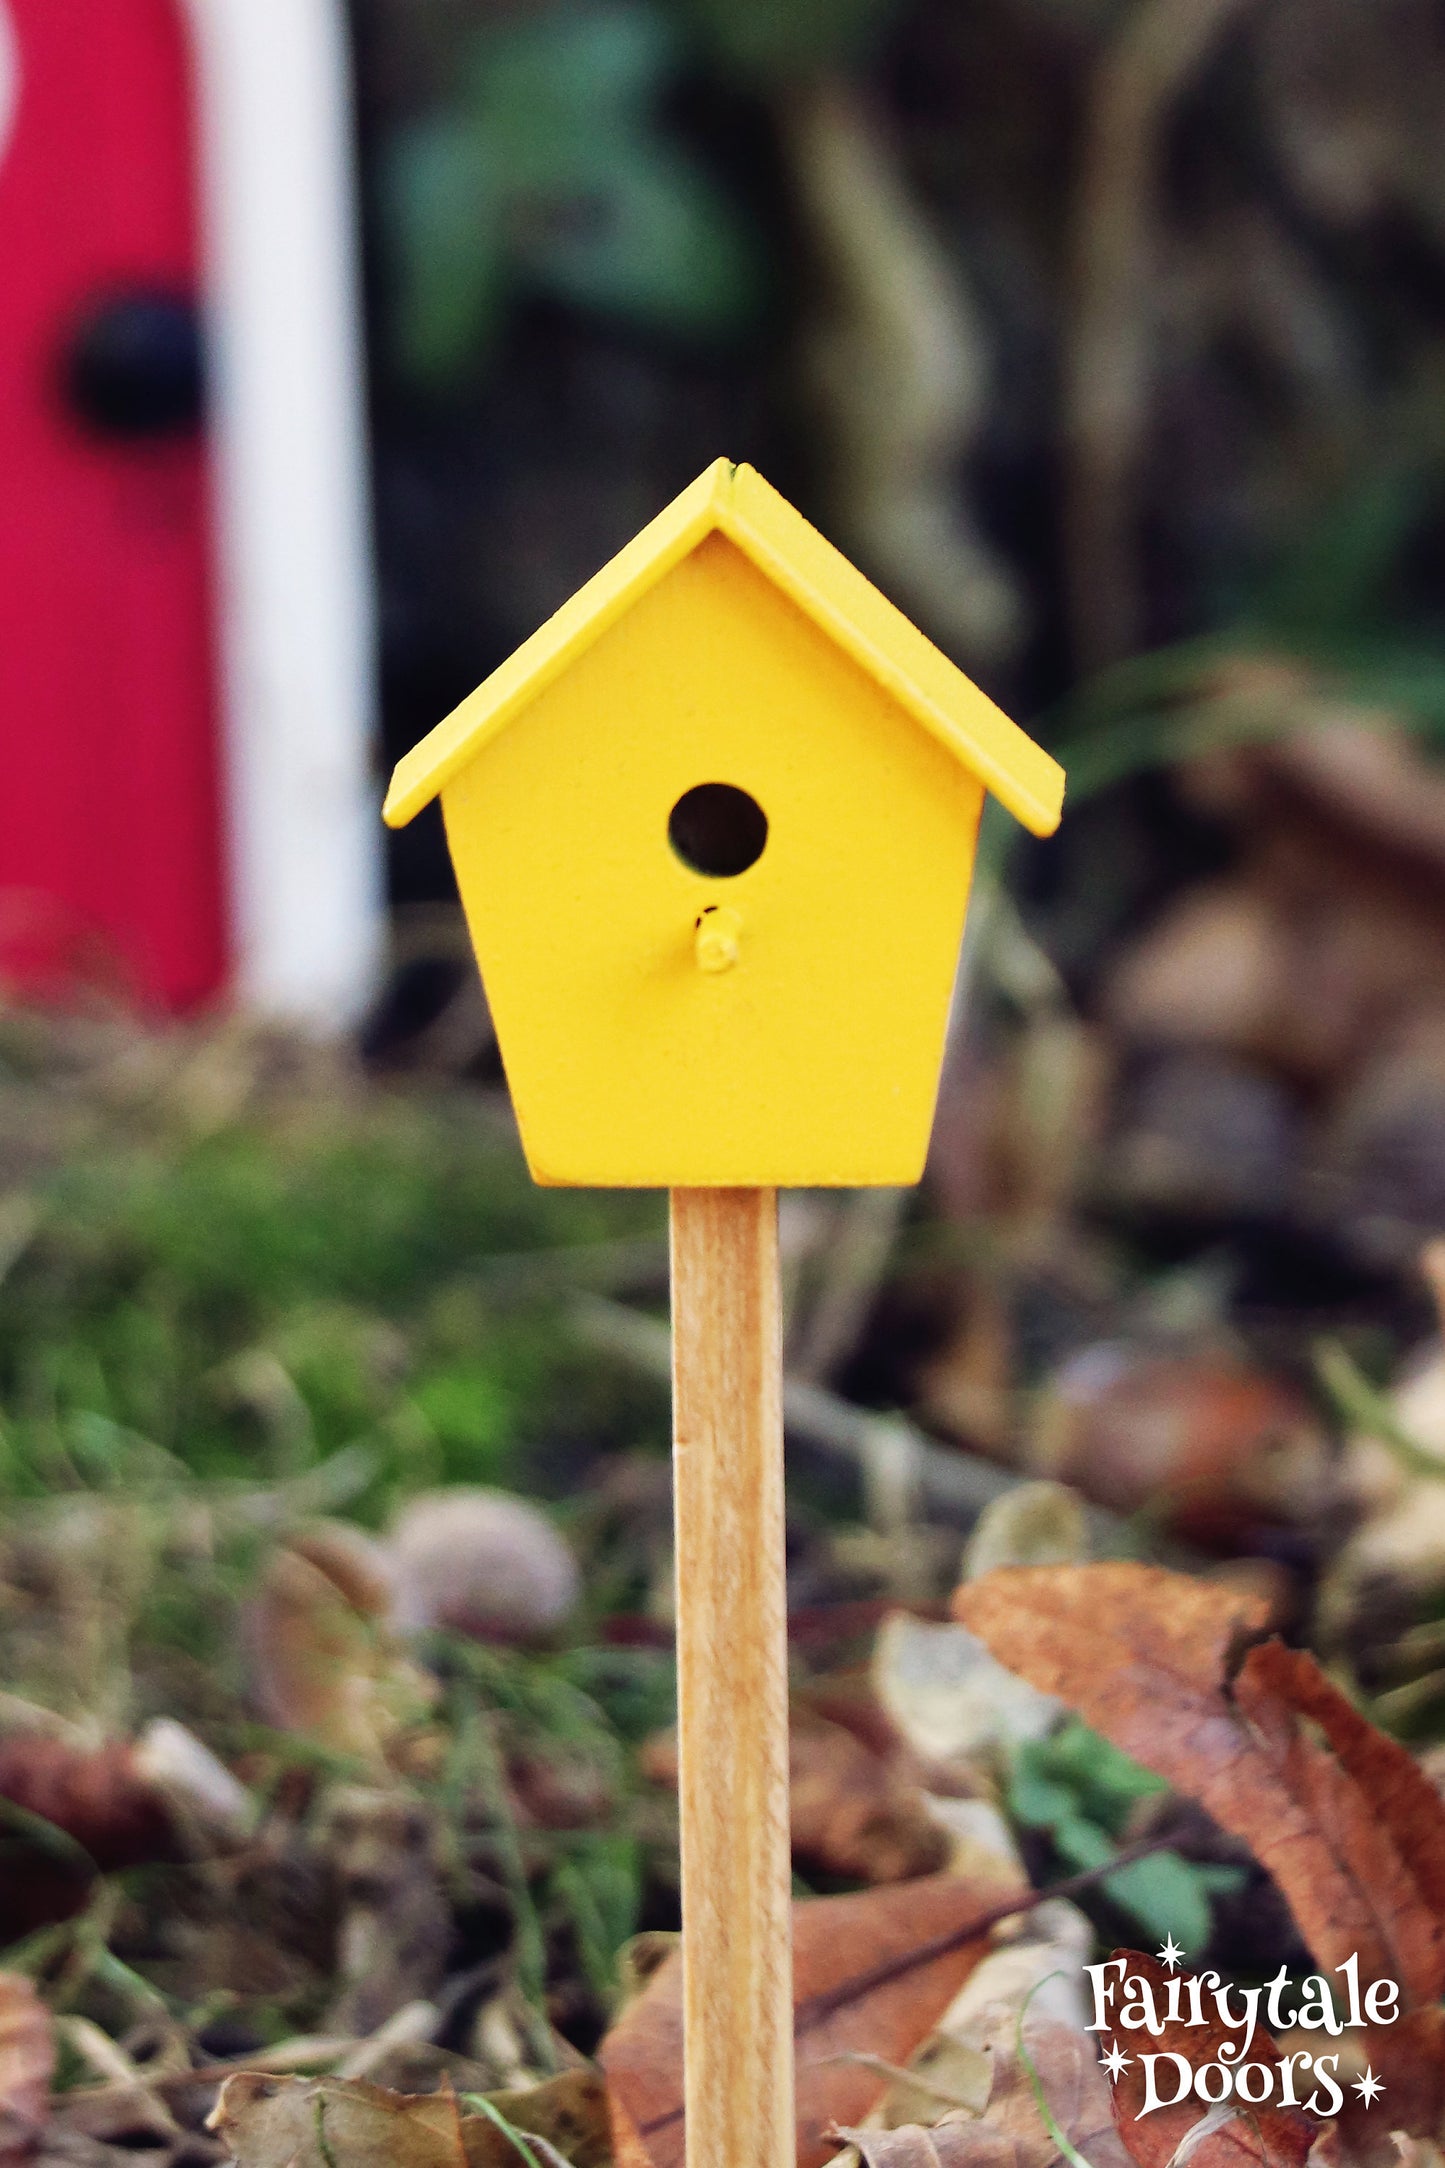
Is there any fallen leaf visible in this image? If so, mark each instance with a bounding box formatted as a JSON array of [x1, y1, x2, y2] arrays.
[[961, 1486, 1089, 1583], [288, 1523, 399, 1621], [918, 1795, 1031, 1892], [952, 1564, 1445, 2003], [789, 1716, 951, 1884], [0, 1974, 54, 2161], [1334, 2004, 1445, 2163], [600, 1874, 1013, 2168], [1029, 1350, 1326, 1547], [132, 1718, 253, 1845], [0, 1739, 176, 1868], [861, 2033, 992, 2133], [1242, 1640, 1445, 1925], [916, 1899, 1094, 2048], [0, 1739, 180, 1937], [872, 1613, 1058, 1772], [1099, 1952, 1311, 2168], [208, 2074, 467, 2168], [1100, 788, 1445, 1094], [831, 2007, 1132, 2168], [982, 2013, 1133, 2168], [244, 1539, 435, 1766], [1103, 882, 1291, 1070], [51, 2077, 215, 2168], [1321, 1484, 1445, 1657], [848, 1898, 1095, 2140], [829, 2112, 1009, 2168], [460, 2071, 612, 2168]]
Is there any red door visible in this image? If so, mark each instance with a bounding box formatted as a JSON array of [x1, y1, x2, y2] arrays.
[[0, 0, 226, 1012]]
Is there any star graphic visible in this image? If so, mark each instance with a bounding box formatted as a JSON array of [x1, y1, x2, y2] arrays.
[[1099, 2042, 1133, 2081], [1156, 1935, 1185, 1971], [1353, 2069, 1385, 2108]]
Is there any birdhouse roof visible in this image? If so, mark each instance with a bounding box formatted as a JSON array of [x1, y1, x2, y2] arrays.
[[383, 459, 1064, 836]]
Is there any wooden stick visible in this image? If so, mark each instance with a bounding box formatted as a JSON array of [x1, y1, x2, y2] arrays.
[[670, 1187, 794, 2168]]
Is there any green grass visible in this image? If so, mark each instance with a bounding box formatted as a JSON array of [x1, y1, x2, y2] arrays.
[[0, 1021, 666, 1513]]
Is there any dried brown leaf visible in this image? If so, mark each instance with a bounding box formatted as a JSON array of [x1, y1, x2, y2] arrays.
[[1238, 1642, 1445, 1922], [1334, 2004, 1445, 2160], [831, 2115, 1001, 2168], [872, 1613, 1059, 1773], [789, 1714, 951, 1881], [0, 1974, 55, 2162], [244, 1541, 435, 1766], [0, 1740, 175, 1868], [460, 2072, 612, 2168], [984, 2015, 1132, 2168], [1101, 1953, 1312, 2168], [600, 1874, 1011, 2168], [50, 2077, 221, 2168], [1030, 1353, 1326, 1547], [0, 1741, 179, 1938], [832, 2010, 1131, 2168], [208, 2074, 467, 2168], [952, 1565, 1445, 2002]]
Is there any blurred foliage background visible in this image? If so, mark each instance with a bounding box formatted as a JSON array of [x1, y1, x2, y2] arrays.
[[356, 0, 1445, 1363], [11, 0, 1445, 2076], [347, 0, 1445, 1733], [360, 0, 1445, 847]]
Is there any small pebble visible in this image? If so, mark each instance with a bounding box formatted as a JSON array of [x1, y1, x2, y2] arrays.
[[387, 1487, 580, 1642]]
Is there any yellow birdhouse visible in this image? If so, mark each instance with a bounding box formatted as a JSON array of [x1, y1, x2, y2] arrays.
[[383, 459, 1064, 1188]]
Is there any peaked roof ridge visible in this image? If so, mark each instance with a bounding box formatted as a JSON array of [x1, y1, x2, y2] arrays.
[[383, 458, 1064, 836]]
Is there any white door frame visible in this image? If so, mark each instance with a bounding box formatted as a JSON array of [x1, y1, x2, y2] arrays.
[[185, 0, 381, 1027]]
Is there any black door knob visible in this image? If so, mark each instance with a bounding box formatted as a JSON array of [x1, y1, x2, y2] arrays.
[[63, 288, 204, 441]]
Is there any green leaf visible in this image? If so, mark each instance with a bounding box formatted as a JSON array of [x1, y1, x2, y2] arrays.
[[380, 0, 762, 385], [410, 1356, 518, 1473], [385, 126, 510, 384], [1101, 1851, 1243, 1954], [1007, 1761, 1080, 1832], [1007, 1725, 1239, 1955], [518, 140, 758, 338], [549, 1830, 644, 1997], [1046, 1813, 1116, 1874], [1011, 1720, 1165, 1839], [1047, 1719, 1166, 1812], [1250, 466, 1434, 641]]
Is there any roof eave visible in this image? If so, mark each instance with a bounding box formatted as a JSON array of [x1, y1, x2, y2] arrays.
[[713, 471, 1065, 838], [382, 460, 734, 827], [382, 458, 1065, 838]]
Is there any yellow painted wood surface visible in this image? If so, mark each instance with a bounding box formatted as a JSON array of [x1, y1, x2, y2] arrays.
[[670, 1187, 794, 2168], [439, 533, 983, 1185], [381, 458, 1064, 1187]]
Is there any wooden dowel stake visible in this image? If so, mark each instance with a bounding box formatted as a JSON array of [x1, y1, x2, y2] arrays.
[[670, 1187, 794, 2168]]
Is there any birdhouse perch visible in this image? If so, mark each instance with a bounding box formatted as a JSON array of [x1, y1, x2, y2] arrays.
[[384, 458, 1063, 1188]]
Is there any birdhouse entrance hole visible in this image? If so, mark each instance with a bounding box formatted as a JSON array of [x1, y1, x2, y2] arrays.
[[668, 783, 768, 878]]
